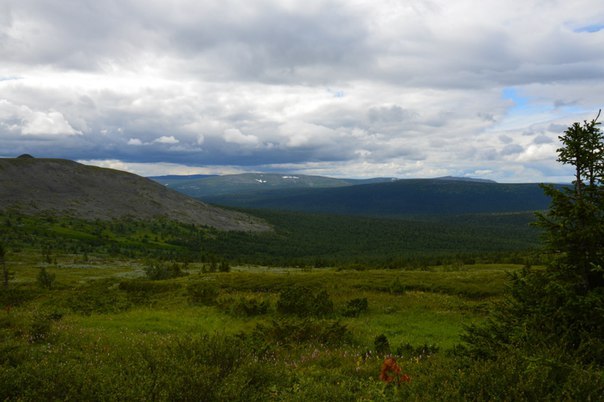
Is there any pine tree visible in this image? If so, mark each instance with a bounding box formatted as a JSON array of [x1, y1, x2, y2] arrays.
[[463, 111, 604, 365], [537, 110, 604, 289]]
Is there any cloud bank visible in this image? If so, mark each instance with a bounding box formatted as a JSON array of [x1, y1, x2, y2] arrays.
[[1, 0, 603, 182]]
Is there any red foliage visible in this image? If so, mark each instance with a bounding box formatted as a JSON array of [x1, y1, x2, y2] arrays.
[[379, 357, 411, 385]]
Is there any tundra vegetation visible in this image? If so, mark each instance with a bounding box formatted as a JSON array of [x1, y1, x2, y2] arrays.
[[0, 116, 603, 400]]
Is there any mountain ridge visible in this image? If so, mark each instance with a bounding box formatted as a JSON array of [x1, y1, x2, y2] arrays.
[[201, 178, 558, 216], [0, 158, 269, 231], [150, 172, 398, 198]]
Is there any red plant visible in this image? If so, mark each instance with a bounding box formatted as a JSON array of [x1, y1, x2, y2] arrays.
[[379, 357, 411, 385]]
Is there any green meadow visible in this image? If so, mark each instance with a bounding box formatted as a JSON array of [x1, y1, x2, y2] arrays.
[[1, 250, 516, 400], [1, 212, 601, 400]]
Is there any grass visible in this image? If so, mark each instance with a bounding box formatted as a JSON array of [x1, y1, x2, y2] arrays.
[[2, 250, 601, 400], [3, 252, 511, 350]]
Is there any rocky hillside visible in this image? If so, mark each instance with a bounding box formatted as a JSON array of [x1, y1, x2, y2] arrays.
[[0, 157, 269, 232]]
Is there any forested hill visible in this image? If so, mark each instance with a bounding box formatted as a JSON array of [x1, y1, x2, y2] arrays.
[[0, 157, 269, 231], [202, 178, 558, 216], [150, 172, 396, 198]]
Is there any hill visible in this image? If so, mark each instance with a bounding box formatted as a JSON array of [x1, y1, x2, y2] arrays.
[[0, 157, 269, 231], [147, 174, 216, 187], [202, 178, 556, 216], [150, 172, 396, 198]]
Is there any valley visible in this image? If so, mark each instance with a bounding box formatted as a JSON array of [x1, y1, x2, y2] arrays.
[[0, 156, 601, 400]]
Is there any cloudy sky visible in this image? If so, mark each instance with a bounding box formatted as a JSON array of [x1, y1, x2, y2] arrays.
[[1, 0, 603, 182]]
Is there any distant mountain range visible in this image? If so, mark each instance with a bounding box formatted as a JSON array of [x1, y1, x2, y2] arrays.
[[151, 173, 558, 216], [150, 173, 398, 198], [0, 157, 269, 231]]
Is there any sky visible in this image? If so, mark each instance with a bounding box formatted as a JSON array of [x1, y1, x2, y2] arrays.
[[1, 0, 603, 182]]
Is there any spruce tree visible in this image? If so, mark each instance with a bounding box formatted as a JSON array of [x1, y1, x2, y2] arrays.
[[538, 110, 604, 289], [463, 111, 604, 365]]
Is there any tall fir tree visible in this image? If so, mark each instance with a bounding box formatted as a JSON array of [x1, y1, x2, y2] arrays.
[[463, 111, 604, 366]]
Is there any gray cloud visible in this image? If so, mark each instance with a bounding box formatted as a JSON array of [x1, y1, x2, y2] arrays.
[[1, 0, 604, 182]]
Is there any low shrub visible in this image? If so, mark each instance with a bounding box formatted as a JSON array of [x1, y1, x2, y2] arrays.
[[187, 281, 219, 305], [66, 281, 131, 315], [374, 334, 390, 355], [276, 285, 333, 317], [251, 318, 351, 347], [37, 267, 55, 289], [144, 261, 188, 280], [218, 295, 270, 317], [342, 297, 368, 317]]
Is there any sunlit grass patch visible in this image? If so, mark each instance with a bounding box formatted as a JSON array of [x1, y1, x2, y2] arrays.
[[66, 306, 259, 336]]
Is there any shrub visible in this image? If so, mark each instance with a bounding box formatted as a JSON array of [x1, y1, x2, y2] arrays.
[[37, 267, 55, 289], [144, 261, 187, 280], [276, 285, 333, 317], [187, 281, 219, 305], [342, 297, 368, 317], [67, 287, 132, 315], [374, 334, 390, 355], [394, 342, 439, 358], [218, 295, 270, 317], [251, 318, 351, 347]]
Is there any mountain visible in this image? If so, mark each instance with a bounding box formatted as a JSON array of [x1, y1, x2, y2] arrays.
[[0, 157, 269, 231], [434, 176, 497, 183], [150, 173, 397, 198], [148, 174, 216, 187], [201, 178, 557, 216]]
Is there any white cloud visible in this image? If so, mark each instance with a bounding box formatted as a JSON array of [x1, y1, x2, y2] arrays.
[[0, 100, 81, 136], [1, 0, 603, 182], [223, 128, 259, 146], [153, 135, 179, 144]]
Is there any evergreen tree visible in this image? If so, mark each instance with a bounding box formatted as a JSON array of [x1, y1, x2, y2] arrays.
[[463, 111, 604, 365], [538, 110, 604, 289]]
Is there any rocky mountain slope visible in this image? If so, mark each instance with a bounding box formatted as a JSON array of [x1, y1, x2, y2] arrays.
[[0, 157, 269, 231]]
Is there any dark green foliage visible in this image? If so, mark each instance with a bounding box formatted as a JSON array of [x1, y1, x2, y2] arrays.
[[0, 243, 8, 288], [0, 209, 540, 269], [0, 287, 40, 307], [461, 112, 604, 395], [276, 285, 333, 317], [0, 333, 291, 402], [204, 209, 541, 268], [536, 113, 604, 290], [36, 267, 55, 289], [66, 281, 132, 315], [144, 261, 187, 280], [219, 260, 231, 273], [118, 280, 182, 305], [204, 178, 553, 216], [373, 334, 390, 355], [341, 297, 368, 317], [218, 296, 270, 317], [394, 342, 439, 358], [187, 281, 219, 305], [28, 311, 62, 344], [251, 319, 351, 347]]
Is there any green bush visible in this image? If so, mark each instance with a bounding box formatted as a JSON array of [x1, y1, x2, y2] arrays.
[[144, 261, 188, 280], [251, 318, 351, 347], [218, 295, 270, 317], [342, 297, 368, 317], [374, 334, 390, 355], [66, 281, 131, 315], [37, 267, 55, 289], [187, 281, 219, 305], [276, 285, 333, 317]]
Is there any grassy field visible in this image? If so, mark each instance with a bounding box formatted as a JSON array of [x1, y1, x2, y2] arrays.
[[1, 244, 525, 400], [3, 213, 599, 400]]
